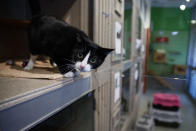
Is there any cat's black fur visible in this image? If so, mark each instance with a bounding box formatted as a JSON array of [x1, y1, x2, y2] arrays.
[[28, 0, 113, 74]]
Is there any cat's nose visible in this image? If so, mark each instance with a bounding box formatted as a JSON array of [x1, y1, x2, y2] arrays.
[[80, 65, 85, 69]]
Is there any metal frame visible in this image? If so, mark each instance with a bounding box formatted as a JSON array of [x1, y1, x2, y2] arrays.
[[0, 77, 91, 131]]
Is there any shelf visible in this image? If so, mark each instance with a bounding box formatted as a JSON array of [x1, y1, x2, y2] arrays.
[[0, 73, 91, 130]]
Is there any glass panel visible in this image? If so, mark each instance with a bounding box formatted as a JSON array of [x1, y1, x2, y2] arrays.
[[123, 0, 132, 60], [137, 16, 142, 39], [122, 69, 131, 112]]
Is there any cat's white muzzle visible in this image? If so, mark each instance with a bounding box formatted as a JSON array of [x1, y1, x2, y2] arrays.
[[75, 62, 91, 72]]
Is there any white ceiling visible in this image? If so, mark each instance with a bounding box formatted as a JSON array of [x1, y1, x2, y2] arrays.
[[151, 0, 196, 8]]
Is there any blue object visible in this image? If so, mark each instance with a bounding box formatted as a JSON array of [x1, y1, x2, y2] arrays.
[[189, 70, 196, 99]]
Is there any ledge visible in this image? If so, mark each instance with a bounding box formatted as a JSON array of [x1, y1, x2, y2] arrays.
[[0, 73, 91, 131], [122, 60, 132, 72]]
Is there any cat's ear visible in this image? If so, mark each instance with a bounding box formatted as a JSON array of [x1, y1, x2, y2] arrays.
[[100, 48, 114, 56]]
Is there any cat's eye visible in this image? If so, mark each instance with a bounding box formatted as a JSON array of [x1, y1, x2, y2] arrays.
[[77, 52, 83, 58], [90, 58, 96, 63]]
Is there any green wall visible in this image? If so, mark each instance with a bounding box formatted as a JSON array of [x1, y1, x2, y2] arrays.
[[151, 8, 191, 30], [148, 8, 191, 76]]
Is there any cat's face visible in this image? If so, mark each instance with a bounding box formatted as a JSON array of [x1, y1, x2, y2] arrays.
[[72, 45, 113, 72], [71, 37, 113, 72]]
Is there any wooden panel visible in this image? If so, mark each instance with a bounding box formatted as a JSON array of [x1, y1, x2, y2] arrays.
[[130, 62, 139, 111], [80, 0, 89, 35], [94, 0, 124, 63], [92, 0, 125, 131], [92, 68, 111, 131], [138, 60, 145, 94], [132, 60, 145, 95], [114, 0, 124, 17], [130, 61, 145, 127], [111, 106, 121, 131], [94, 79, 111, 131], [131, 0, 139, 61], [144, 28, 151, 92], [93, 0, 99, 42], [93, 0, 112, 70], [129, 60, 145, 126]]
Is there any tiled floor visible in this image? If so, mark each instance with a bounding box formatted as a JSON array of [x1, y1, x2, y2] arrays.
[[137, 77, 196, 131]]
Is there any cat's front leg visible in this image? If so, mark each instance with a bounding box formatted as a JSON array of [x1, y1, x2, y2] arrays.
[[24, 55, 38, 70], [64, 71, 75, 77], [58, 65, 75, 78], [50, 58, 57, 67], [64, 69, 80, 78]]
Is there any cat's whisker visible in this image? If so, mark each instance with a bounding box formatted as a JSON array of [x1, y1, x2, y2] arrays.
[[69, 67, 77, 72], [60, 66, 76, 74], [58, 64, 74, 68], [63, 58, 76, 64], [60, 68, 74, 74]]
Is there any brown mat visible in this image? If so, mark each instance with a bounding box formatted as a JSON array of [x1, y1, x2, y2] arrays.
[[0, 60, 63, 80]]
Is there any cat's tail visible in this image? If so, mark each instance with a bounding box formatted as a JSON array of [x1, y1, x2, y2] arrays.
[[29, 0, 42, 17]]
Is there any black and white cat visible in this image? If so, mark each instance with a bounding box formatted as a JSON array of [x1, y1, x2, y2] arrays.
[[25, 0, 113, 77]]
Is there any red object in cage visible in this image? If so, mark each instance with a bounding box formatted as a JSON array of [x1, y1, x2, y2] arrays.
[[156, 37, 169, 43], [153, 93, 181, 107]]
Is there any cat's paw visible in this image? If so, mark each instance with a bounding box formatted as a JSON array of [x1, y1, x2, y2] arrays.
[[52, 63, 57, 67], [64, 71, 75, 78], [24, 60, 34, 70]]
